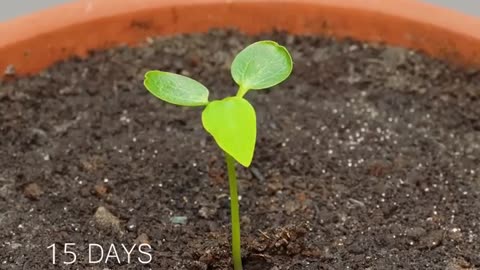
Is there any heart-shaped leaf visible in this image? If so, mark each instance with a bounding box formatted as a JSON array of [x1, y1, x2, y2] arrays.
[[202, 97, 256, 167], [144, 70, 209, 106], [231, 40, 293, 94]]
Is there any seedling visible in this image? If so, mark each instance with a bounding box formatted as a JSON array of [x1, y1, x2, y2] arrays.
[[144, 41, 293, 270]]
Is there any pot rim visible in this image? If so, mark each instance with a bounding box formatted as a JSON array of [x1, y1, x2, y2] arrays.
[[1, 0, 480, 78]]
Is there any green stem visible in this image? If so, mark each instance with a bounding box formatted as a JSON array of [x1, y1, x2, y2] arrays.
[[236, 86, 248, 98], [225, 152, 243, 270]]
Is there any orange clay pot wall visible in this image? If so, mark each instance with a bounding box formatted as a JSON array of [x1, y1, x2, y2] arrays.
[[1, 0, 480, 79]]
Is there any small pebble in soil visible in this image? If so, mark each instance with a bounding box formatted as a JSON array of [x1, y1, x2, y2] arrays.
[[94, 184, 108, 197], [9, 242, 22, 250], [241, 216, 251, 227], [250, 166, 265, 182], [198, 206, 218, 219], [347, 242, 365, 255], [135, 233, 150, 245], [405, 227, 427, 241], [93, 206, 122, 233], [448, 228, 463, 242], [126, 218, 137, 232], [379, 47, 408, 69], [170, 216, 188, 225], [23, 183, 43, 200], [420, 230, 444, 249], [284, 200, 301, 215]]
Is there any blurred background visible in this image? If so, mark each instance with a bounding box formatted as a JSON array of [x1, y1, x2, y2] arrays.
[[0, 0, 479, 22]]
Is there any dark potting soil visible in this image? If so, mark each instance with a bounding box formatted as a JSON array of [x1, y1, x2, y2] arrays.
[[1, 30, 480, 270]]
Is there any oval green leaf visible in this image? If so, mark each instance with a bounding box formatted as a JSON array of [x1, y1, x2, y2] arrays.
[[202, 97, 256, 167], [231, 40, 293, 93], [144, 70, 209, 106]]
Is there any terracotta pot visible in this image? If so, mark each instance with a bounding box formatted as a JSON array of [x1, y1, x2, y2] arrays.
[[1, 0, 480, 79]]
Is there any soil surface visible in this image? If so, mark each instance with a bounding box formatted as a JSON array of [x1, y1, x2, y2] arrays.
[[1, 30, 480, 270]]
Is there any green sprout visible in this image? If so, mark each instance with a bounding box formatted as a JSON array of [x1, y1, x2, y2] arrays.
[[144, 40, 293, 270]]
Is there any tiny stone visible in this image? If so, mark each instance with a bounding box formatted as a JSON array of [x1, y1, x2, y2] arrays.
[[199, 249, 214, 264], [347, 242, 364, 255], [94, 184, 108, 197], [420, 230, 443, 248], [267, 182, 283, 194], [313, 48, 329, 63], [59, 86, 79, 96], [286, 35, 295, 45], [187, 261, 208, 270], [380, 47, 408, 68], [23, 183, 43, 200], [241, 215, 251, 226], [135, 233, 150, 245], [10, 243, 22, 250], [405, 227, 426, 240], [198, 206, 217, 219], [126, 219, 137, 232], [250, 166, 265, 182], [284, 200, 301, 215], [93, 206, 121, 233], [170, 216, 188, 225], [447, 228, 463, 242]]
